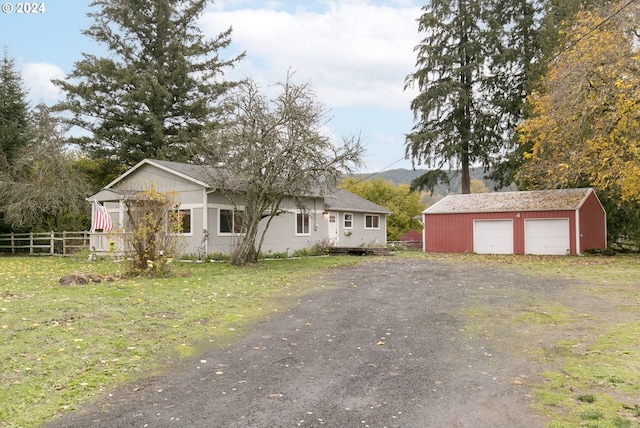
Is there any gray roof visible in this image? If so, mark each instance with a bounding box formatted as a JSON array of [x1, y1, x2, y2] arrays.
[[106, 159, 267, 192], [323, 189, 391, 214], [150, 159, 214, 184], [140, 159, 241, 189], [102, 159, 209, 190], [88, 188, 124, 201], [424, 188, 595, 214], [101, 159, 390, 214]]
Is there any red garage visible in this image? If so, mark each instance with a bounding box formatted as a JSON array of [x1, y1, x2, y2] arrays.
[[423, 188, 607, 255]]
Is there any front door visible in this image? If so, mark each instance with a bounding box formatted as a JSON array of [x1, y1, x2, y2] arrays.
[[328, 212, 339, 245]]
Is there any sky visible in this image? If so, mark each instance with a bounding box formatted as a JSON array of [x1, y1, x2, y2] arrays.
[[0, 0, 424, 173]]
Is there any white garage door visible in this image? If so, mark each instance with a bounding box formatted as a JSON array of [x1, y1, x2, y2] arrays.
[[473, 220, 513, 254], [525, 218, 570, 255]]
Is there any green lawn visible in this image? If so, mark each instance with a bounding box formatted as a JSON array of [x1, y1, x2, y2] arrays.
[[0, 255, 363, 427], [410, 252, 640, 427], [512, 255, 640, 428], [1, 253, 639, 427]]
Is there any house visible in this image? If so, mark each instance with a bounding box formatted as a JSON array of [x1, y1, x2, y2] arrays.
[[89, 159, 391, 256], [422, 188, 606, 255]]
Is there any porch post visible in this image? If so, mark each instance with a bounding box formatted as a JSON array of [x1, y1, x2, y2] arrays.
[[118, 200, 125, 229]]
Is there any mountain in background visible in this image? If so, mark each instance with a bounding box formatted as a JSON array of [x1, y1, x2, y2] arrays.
[[348, 168, 511, 194]]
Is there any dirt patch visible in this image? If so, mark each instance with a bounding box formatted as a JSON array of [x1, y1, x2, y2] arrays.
[[45, 257, 619, 427], [59, 272, 119, 285]]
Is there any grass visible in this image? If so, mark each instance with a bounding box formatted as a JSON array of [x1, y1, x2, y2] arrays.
[[0, 255, 363, 427], [416, 252, 640, 427], [502, 255, 640, 425], [2, 252, 640, 427]]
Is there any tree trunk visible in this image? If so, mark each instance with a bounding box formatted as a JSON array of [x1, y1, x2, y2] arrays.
[[461, 152, 471, 194], [229, 211, 260, 266], [230, 235, 258, 266], [459, 0, 472, 195]]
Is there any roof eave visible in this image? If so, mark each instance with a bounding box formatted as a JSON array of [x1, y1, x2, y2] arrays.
[[104, 159, 210, 191], [424, 207, 583, 215], [328, 207, 391, 214]]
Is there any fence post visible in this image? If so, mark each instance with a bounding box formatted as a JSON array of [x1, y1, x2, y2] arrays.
[[0, 231, 95, 255]]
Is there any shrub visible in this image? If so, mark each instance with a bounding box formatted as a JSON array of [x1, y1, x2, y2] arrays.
[[580, 410, 603, 421], [122, 186, 185, 277], [577, 394, 596, 403]]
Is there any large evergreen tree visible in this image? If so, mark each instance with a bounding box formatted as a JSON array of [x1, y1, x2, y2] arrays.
[[54, 0, 243, 183], [0, 50, 31, 232], [0, 49, 30, 165], [489, 0, 611, 188], [405, 0, 540, 193]]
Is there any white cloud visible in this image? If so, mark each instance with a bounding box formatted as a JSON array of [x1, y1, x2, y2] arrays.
[[20, 62, 65, 104], [201, 1, 421, 111]]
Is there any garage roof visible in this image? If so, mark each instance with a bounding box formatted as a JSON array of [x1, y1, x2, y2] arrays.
[[424, 188, 595, 214]]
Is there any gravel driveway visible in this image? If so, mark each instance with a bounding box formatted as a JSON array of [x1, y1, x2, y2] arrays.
[[45, 257, 553, 427]]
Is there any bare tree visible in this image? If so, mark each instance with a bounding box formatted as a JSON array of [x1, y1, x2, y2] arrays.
[[198, 73, 363, 266], [0, 103, 91, 231]]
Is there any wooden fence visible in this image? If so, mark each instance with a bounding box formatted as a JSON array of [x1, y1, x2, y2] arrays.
[[1, 233, 425, 256], [0, 231, 91, 256]]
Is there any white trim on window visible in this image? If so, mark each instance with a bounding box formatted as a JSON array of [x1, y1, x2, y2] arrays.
[[295, 211, 311, 236], [365, 214, 380, 230], [343, 212, 353, 229], [173, 208, 193, 236], [218, 208, 246, 236]]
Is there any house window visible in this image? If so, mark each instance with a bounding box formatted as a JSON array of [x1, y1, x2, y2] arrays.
[[344, 213, 353, 229], [172, 209, 192, 234], [365, 214, 380, 229], [296, 212, 311, 235], [219, 209, 245, 234]]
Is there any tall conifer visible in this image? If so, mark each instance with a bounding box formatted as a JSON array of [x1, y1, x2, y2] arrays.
[[0, 50, 30, 165], [55, 0, 243, 183], [405, 0, 540, 193]]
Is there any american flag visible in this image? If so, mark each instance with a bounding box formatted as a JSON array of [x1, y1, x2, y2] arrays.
[[91, 200, 114, 232]]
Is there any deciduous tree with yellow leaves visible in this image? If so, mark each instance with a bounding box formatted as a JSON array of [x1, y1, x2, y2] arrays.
[[517, 1, 640, 242], [339, 178, 423, 241], [518, 1, 640, 203]]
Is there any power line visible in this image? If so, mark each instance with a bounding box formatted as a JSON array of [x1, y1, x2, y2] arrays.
[[350, 155, 408, 185], [550, 0, 638, 63]]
